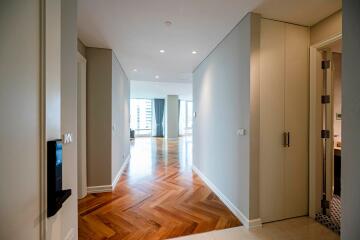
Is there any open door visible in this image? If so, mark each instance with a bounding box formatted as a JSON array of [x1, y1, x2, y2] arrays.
[[311, 39, 342, 234]]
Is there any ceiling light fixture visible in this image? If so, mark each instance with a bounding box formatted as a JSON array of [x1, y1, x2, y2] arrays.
[[155, 75, 160, 79], [160, 49, 165, 54], [192, 50, 198, 55], [164, 20, 173, 27], [133, 69, 138, 72]]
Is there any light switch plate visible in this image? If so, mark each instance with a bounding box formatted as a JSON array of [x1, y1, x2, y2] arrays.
[[63, 133, 73, 144], [237, 128, 246, 136]]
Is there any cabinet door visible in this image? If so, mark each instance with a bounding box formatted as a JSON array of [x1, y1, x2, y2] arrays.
[[259, 19, 286, 223], [284, 23, 309, 218]]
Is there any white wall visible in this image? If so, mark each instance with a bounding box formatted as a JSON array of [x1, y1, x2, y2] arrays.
[[123, 70, 131, 165], [45, 0, 61, 141], [310, 10, 342, 45], [86, 48, 113, 186], [112, 53, 130, 182], [46, 0, 78, 239], [1, 1, 78, 239], [60, 0, 78, 238], [131, 80, 192, 100], [166, 95, 179, 138], [45, 0, 67, 238], [193, 13, 260, 222], [0, 1, 41, 239], [87, 48, 130, 187], [342, 1, 360, 239]]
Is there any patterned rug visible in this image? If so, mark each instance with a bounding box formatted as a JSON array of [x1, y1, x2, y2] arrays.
[[315, 195, 341, 234]]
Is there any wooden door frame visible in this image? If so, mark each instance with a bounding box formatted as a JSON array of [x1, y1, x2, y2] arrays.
[[77, 52, 87, 199], [309, 33, 342, 218]]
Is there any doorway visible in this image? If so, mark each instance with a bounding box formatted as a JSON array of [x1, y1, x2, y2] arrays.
[[309, 35, 342, 234]]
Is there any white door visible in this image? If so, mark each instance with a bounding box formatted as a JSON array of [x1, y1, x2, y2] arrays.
[[284, 23, 310, 218], [77, 52, 87, 199], [260, 19, 309, 223], [260, 19, 286, 223]]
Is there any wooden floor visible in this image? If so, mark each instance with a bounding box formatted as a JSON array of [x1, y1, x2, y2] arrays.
[[78, 137, 241, 240]]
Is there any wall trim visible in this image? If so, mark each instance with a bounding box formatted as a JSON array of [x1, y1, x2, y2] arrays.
[[87, 154, 131, 193], [39, 0, 47, 239], [308, 33, 342, 218], [112, 154, 131, 190], [192, 165, 262, 229], [87, 185, 113, 193]]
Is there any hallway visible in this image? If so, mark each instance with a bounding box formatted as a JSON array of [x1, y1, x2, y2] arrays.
[[78, 137, 240, 240]]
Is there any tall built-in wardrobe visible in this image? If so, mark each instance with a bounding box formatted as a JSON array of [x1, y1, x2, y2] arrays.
[[259, 18, 310, 223]]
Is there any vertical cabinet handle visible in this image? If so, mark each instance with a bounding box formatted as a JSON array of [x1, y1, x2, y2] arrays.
[[287, 132, 290, 147], [283, 132, 288, 147], [283, 132, 290, 147]]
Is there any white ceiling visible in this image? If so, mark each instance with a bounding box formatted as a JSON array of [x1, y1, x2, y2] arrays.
[[78, 0, 341, 83], [255, 0, 341, 26]]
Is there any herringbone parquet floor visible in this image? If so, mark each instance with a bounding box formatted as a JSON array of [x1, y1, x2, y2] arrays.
[[78, 137, 241, 240]]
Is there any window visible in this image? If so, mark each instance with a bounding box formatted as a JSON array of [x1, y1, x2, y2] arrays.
[[186, 101, 193, 129], [179, 100, 193, 135], [130, 99, 153, 136]]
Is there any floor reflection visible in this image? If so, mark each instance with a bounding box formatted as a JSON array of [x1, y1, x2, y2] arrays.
[[127, 136, 193, 181], [78, 135, 241, 240]]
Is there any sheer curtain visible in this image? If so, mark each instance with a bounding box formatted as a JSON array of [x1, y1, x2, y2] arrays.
[[179, 100, 186, 136]]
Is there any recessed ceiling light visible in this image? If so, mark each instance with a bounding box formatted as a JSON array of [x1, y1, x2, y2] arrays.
[[164, 21, 173, 27], [192, 50, 198, 55], [133, 69, 138, 72], [160, 49, 165, 54], [155, 75, 160, 79]]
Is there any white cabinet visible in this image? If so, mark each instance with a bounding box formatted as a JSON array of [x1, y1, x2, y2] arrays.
[[259, 19, 309, 223]]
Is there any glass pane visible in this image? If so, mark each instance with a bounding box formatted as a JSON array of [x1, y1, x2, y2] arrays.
[[130, 99, 152, 136], [179, 100, 186, 135], [186, 101, 193, 128]]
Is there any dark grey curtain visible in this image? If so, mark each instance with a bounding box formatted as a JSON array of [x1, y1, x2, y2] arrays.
[[154, 99, 165, 137]]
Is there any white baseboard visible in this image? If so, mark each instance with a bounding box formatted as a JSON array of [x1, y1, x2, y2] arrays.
[[112, 153, 131, 190], [248, 218, 262, 228], [192, 165, 262, 229], [87, 185, 113, 193], [87, 154, 131, 194]]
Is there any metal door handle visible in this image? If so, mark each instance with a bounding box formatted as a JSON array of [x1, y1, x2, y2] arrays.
[[283, 132, 290, 147], [283, 132, 288, 147], [287, 132, 290, 147]]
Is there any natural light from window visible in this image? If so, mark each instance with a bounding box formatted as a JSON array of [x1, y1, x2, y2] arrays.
[[130, 99, 153, 136], [179, 100, 193, 136]]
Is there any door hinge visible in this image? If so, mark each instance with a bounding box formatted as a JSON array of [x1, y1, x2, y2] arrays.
[[322, 60, 330, 69], [283, 132, 290, 147], [321, 130, 330, 139], [321, 95, 330, 104], [321, 198, 330, 210]]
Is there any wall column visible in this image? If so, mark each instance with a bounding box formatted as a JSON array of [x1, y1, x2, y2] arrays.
[[166, 95, 179, 139]]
